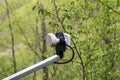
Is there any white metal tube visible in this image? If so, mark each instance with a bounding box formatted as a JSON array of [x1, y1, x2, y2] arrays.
[[3, 55, 60, 80]]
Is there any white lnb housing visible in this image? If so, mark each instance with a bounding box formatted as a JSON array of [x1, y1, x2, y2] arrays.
[[46, 33, 70, 49], [46, 33, 60, 47], [64, 33, 70, 49]]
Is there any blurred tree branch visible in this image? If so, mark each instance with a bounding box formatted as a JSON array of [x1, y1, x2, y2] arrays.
[[5, 0, 17, 73]]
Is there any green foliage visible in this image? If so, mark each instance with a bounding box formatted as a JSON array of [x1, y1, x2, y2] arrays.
[[0, 0, 120, 80]]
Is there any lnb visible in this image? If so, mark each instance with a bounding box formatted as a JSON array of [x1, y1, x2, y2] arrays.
[[46, 32, 70, 49]]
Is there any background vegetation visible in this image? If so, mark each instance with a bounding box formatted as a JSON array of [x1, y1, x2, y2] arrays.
[[0, 0, 120, 80]]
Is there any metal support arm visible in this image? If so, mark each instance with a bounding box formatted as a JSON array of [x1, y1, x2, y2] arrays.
[[3, 55, 60, 80]]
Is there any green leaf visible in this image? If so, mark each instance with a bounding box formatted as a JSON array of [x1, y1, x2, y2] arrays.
[[32, 5, 36, 10]]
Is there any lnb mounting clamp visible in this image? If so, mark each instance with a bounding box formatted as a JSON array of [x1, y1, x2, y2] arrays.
[[46, 32, 74, 64], [46, 32, 70, 58]]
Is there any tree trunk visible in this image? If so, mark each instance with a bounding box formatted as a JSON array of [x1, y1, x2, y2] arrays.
[[5, 0, 17, 73], [40, 1, 49, 80]]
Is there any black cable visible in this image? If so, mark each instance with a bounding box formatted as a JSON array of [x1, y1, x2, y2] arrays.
[[54, 44, 74, 64]]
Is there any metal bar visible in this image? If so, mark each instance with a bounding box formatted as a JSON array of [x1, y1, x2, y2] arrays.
[[3, 55, 60, 80]]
